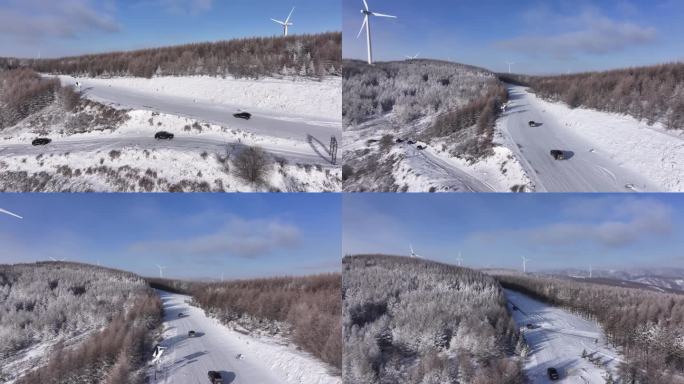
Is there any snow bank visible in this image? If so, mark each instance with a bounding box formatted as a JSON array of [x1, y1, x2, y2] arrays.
[[532, 93, 684, 192], [60, 75, 341, 119]]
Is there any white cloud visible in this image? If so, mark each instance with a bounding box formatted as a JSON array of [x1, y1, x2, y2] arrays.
[[129, 216, 302, 259], [0, 0, 120, 41], [497, 8, 657, 58], [472, 198, 672, 249]]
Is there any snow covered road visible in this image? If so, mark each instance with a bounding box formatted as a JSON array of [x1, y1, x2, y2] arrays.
[[150, 291, 339, 384], [500, 85, 659, 192], [0, 135, 330, 166], [58, 75, 341, 144], [504, 289, 621, 384]]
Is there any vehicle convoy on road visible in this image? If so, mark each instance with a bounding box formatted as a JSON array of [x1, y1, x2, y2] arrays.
[[233, 112, 252, 120], [154, 131, 174, 140], [207, 370, 224, 384], [31, 138, 51, 146]]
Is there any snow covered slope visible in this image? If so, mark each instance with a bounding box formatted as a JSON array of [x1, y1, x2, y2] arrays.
[[505, 289, 622, 383], [499, 85, 682, 192], [149, 291, 339, 384]]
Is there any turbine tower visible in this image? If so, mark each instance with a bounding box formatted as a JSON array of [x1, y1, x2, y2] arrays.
[[0, 208, 23, 219], [409, 244, 421, 258], [521, 256, 531, 273], [456, 251, 464, 267], [271, 7, 295, 36], [405, 52, 420, 60], [357, 0, 396, 65], [156, 264, 167, 278], [506, 62, 515, 74], [589, 264, 593, 279]]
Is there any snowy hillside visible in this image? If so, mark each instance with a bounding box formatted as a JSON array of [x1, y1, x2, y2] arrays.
[[343, 255, 524, 384], [342, 60, 531, 192], [0, 262, 159, 384]]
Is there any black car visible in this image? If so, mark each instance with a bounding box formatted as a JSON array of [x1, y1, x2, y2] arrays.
[[550, 150, 565, 160], [188, 330, 196, 337], [233, 112, 252, 120], [416, 145, 426, 150], [178, 312, 184, 318], [512, 305, 519, 311], [155, 131, 174, 140], [395, 138, 405, 144], [547, 367, 560, 380], [526, 323, 538, 329], [407, 140, 416, 145], [208, 371, 223, 384], [529, 121, 541, 127], [32, 138, 51, 146]]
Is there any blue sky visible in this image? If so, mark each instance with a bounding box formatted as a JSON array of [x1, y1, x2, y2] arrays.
[[0, 194, 341, 280], [343, 0, 684, 74], [0, 0, 340, 58], [343, 194, 684, 272]]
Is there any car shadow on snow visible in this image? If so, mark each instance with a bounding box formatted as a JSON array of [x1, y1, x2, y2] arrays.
[[219, 371, 237, 383], [561, 150, 575, 160]]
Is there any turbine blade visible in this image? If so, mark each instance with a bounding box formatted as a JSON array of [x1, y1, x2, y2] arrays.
[[362, 0, 369, 11], [0, 208, 22, 219], [271, 19, 286, 25], [370, 12, 396, 18], [357, 16, 368, 39], [285, 7, 295, 23]]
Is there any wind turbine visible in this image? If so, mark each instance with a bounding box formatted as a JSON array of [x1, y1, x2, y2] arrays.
[[0, 208, 23, 219], [589, 264, 593, 279], [49, 257, 66, 262], [456, 251, 464, 267], [521, 256, 531, 273], [405, 52, 420, 60], [156, 264, 167, 278], [409, 244, 421, 258], [506, 62, 515, 74], [271, 7, 295, 36], [357, 0, 396, 65]]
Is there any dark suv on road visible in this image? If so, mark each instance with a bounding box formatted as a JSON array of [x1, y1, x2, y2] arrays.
[[233, 112, 252, 120], [208, 371, 223, 383], [155, 131, 174, 140], [32, 138, 51, 146]]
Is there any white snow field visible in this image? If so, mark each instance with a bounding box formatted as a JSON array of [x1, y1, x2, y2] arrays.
[[505, 289, 622, 384], [149, 290, 339, 384], [499, 85, 683, 192]]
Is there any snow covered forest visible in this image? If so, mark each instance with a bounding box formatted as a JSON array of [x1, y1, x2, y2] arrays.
[[506, 63, 684, 130], [0, 68, 91, 131], [497, 274, 684, 384], [0, 32, 341, 80], [343, 59, 502, 128], [0, 262, 162, 383], [343, 255, 524, 384], [149, 274, 342, 371]]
